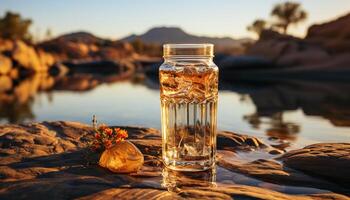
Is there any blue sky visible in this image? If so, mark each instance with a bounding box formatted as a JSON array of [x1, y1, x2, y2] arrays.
[[1, 0, 349, 40]]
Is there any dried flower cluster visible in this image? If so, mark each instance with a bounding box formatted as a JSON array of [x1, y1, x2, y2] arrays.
[[90, 124, 128, 151]]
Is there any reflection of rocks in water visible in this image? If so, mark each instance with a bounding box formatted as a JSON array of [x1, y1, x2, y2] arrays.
[[53, 61, 134, 91], [0, 74, 53, 104], [53, 73, 133, 91], [145, 72, 350, 129], [0, 99, 34, 123], [63, 60, 134, 75], [243, 113, 262, 129], [244, 112, 300, 142], [54, 74, 100, 91], [162, 167, 216, 192], [0, 74, 53, 123], [0, 62, 133, 123], [229, 80, 350, 128]]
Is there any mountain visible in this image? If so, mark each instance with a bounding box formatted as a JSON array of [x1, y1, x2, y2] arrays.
[[121, 27, 252, 48]]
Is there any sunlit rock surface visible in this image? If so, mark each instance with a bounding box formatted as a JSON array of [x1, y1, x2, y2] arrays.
[[280, 143, 350, 186], [11, 40, 55, 72], [0, 121, 349, 199], [99, 141, 144, 173], [0, 54, 12, 75], [246, 13, 350, 71]]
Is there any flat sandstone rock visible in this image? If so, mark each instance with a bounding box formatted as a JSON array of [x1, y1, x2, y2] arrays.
[[280, 143, 350, 186], [0, 121, 349, 200]]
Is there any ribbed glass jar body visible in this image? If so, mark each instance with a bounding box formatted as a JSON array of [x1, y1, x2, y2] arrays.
[[160, 44, 218, 171]]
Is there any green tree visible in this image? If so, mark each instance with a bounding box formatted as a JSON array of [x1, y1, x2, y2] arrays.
[[0, 11, 32, 41], [247, 19, 268, 37], [270, 2, 307, 34]]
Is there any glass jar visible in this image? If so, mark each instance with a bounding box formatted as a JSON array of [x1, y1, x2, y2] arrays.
[[159, 44, 219, 171]]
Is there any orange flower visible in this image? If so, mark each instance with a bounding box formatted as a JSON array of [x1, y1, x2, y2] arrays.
[[104, 128, 113, 136], [116, 138, 123, 143], [104, 139, 112, 149], [91, 124, 129, 151], [114, 128, 121, 133], [94, 133, 101, 139], [117, 129, 128, 140]]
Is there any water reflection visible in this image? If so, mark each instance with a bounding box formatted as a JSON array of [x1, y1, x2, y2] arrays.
[[0, 99, 34, 123], [237, 81, 350, 128], [244, 112, 300, 141], [146, 74, 350, 126], [0, 72, 349, 148], [229, 80, 350, 144], [162, 167, 216, 192], [0, 74, 54, 123], [0, 70, 130, 123]]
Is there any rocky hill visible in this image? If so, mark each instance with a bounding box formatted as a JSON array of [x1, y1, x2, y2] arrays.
[[306, 13, 350, 53], [38, 32, 135, 61], [246, 12, 350, 69]]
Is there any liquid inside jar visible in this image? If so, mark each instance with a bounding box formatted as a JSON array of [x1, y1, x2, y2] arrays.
[[160, 61, 218, 171]]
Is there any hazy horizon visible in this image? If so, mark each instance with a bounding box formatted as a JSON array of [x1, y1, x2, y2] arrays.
[[0, 0, 349, 41]]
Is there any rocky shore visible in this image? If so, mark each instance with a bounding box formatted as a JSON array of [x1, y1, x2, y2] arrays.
[[0, 121, 349, 199]]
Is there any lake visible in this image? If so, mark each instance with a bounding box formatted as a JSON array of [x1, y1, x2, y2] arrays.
[[2, 76, 348, 151]]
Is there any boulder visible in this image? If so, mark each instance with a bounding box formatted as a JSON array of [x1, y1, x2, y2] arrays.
[[0, 76, 12, 93], [247, 30, 301, 62], [247, 13, 350, 68], [98, 41, 135, 60], [280, 143, 350, 186], [0, 54, 12, 75], [37, 49, 55, 68], [277, 48, 331, 67], [301, 53, 350, 69], [217, 153, 347, 193], [247, 30, 330, 67], [217, 131, 267, 150], [0, 38, 14, 52], [11, 40, 54, 72], [12, 40, 43, 71], [8, 68, 19, 80], [217, 55, 275, 70], [307, 13, 350, 40], [306, 13, 350, 54]]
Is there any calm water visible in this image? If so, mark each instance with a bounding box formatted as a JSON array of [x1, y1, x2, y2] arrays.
[[9, 80, 348, 150]]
